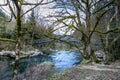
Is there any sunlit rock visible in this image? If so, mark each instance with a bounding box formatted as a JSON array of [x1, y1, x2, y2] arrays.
[[27, 49, 43, 57], [0, 49, 43, 57]]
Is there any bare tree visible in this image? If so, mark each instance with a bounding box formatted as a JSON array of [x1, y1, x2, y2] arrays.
[[53, 0, 115, 62], [95, 0, 120, 63], [0, 0, 54, 79]]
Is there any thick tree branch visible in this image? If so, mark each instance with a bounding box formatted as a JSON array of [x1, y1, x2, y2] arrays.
[[0, 38, 16, 42], [95, 27, 120, 34], [110, 35, 120, 48], [7, 0, 16, 19], [44, 34, 79, 48], [89, 9, 111, 40]]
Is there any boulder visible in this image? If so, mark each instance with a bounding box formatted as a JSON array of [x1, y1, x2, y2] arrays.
[[95, 50, 105, 62]]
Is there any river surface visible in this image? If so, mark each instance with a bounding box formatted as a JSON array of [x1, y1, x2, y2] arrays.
[[0, 50, 82, 80], [49, 50, 82, 70]]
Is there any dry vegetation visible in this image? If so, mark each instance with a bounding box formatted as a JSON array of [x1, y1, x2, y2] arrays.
[[0, 41, 15, 51], [43, 61, 120, 80], [20, 61, 54, 80]]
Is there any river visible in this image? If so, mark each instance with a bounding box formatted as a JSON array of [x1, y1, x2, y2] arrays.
[[0, 50, 82, 80]]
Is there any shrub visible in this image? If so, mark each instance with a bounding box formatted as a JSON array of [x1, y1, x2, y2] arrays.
[[22, 61, 54, 80]]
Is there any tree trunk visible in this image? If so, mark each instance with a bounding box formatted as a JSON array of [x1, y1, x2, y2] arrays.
[[105, 23, 110, 64], [82, 36, 98, 63], [115, 0, 119, 26], [13, 3, 21, 80], [83, 43, 91, 59], [105, 2, 118, 63], [82, 1, 98, 63]]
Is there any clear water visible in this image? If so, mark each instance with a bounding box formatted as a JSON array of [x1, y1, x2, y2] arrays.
[[0, 50, 82, 80], [49, 50, 82, 70], [18, 50, 82, 71]]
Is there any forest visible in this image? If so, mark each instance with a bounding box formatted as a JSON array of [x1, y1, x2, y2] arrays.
[[0, 0, 120, 80]]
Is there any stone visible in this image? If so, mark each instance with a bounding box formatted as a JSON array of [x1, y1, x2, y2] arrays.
[[95, 50, 105, 62]]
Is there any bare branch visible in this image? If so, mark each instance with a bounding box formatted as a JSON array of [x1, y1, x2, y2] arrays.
[[71, 0, 82, 27], [90, 0, 101, 8], [110, 35, 120, 48], [81, 0, 87, 4], [22, 0, 54, 5], [95, 27, 120, 34], [7, 0, 16, 19], [0, 1, 8, 6], [44, 34, 79, 48], [6, 14, 13, 22], [21, 0, 54, 17], [52, 26, 66, 32], [89, 9, 111, 39], [76, 0, 86, 13], [92, 0, 114, 14], [107, 11, 116, 27]]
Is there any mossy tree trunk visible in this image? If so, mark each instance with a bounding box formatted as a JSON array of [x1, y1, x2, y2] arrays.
[[82, 38, 98, 63], [0, 0, 55, 80], [82, 0, 98, 63], [105, 0, 119, 64], [12, 1, 22, 80]]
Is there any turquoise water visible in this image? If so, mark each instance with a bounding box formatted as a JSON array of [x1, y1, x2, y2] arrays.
[[49, 50, 82, 70], [0, 50, 82, 80]]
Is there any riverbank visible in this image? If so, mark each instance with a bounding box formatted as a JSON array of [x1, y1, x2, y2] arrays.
[[43, 60, 120, 80], [0, 58, 120, 80], [0, 50, 82, 80], [0, 46, 119, 80]]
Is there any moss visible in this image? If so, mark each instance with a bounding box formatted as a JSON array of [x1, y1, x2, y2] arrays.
[[0, 38, 16, 42], [92, 52, 100, 63], [81, 59, 91, 64], [19, 55, 28, 59]]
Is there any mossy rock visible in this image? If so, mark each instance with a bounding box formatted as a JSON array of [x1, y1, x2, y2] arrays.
[[19, 55, 28, 59]]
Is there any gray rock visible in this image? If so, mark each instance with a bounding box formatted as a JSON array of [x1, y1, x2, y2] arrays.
[[0, 49, 44, 58], [95, 50, 105, 62]]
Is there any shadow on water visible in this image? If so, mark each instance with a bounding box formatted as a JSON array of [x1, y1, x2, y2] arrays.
[[0, 50, 83, 80]]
